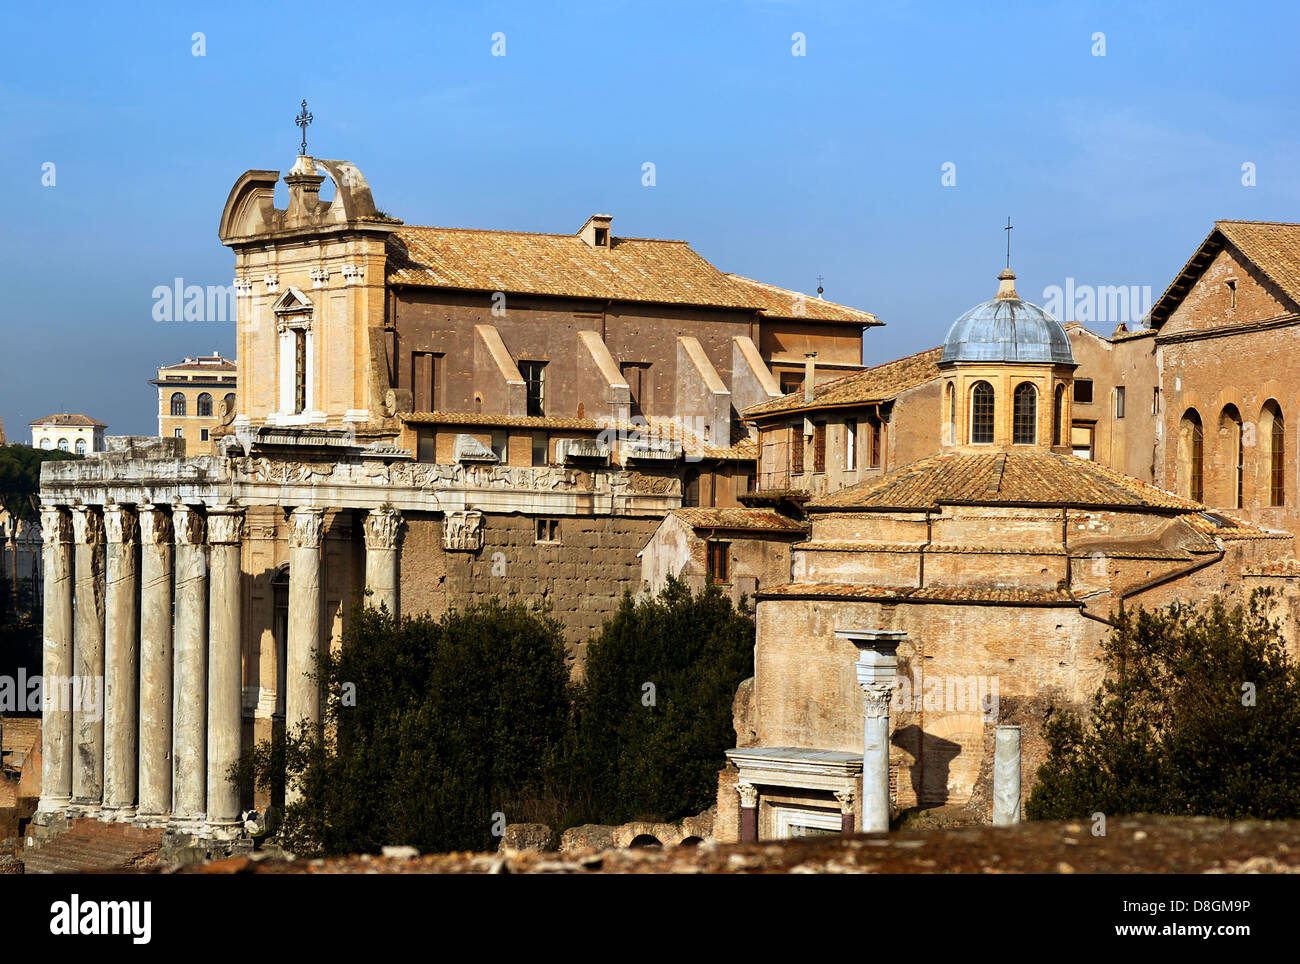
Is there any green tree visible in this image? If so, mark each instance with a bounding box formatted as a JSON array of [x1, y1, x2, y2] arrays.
[[1027, 592, 1300, 820], [572, 578, 754, 825], [0, 444, 80, 522], [236, 599, 573, 856]]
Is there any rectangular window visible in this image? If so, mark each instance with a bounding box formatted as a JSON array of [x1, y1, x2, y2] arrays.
[[1071, 422, 1095, 460], [174, 428, 184, 438], [869, 420, 882, 468], [780, 373, 803, 397], [813, 422, 826, 473], [706, 540, 731, 583], [520, 361, 546, 416], [535, 518, 560, 543], [845, 421, 857, 470], [790, 425, 804, 475], [1152, 388, 1160, 415], [411, 351, 439, 412], [417, 430, 436, 462], [1073, 379, 1093, 404], [491, 430, 508, 463], [532, 432, 548, 466], [293, 328, 307, 415], [1115, 386, 1126, 419], [620, 362, 651, 416], [200, 428, 209, 441]]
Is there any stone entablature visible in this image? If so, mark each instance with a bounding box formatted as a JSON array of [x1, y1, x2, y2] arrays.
[[39, 452, 681, 518]]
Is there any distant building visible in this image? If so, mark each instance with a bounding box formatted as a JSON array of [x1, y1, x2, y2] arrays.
[[150, 354, 237, 456], [29, 414, 106, 454]]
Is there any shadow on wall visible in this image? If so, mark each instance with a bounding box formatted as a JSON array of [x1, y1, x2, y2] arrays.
[[893, 725, 963, 808]]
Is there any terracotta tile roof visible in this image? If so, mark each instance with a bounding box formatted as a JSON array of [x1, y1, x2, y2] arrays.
[[744, 347, 942, 419], [159, 355, 237, 372], [757, 582, 1083, 605], [1150, 220, 1300, 328], [723, 274, 880, 326], [385, 226, 876, 323], [1180, 510, 1289, 540], [1244, 561, 1300, 576], [673, 507, 808, 533], [29, 413, 106, 428], [808, 451, 1203, 512]]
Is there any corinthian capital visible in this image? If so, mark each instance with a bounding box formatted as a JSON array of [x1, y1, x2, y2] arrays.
[[39, 504, 72, 544], [833, 789, 856, 815], [70, 506, 104, 545], [137, 505, 173, 546], [736, 781, 758, 809], [363, 507, 402, 550], [208, 507, 246, 546], [288, 507, 325, 549], [102, 505, 138, 545], [172, 504, 206, 547], [860, 680, 896, 719]]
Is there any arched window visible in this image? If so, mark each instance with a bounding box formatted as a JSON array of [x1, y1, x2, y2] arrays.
[[224, 392, 236, 412], [1181, 409, 1204, 502], [1053, 384, 1065, 447], [197, 392, 213, 417], [1263, 400, 1286, 506], [39, 438, 51, 450], [944, 382, 955, 445], [970, 382, 995, 444], [75, 438, 87, 455], [171, 392, 186, 417], [57, 438, 69, 452], [1220, 405, 1244, 509], [1013, 382, 1037, 445]]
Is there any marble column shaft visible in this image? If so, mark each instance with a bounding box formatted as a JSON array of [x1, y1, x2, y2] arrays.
[[363, 507, 402, 616], [993, 725, 1022, 826], [171, 505, 208, 825], [102, 505, 140, 817], [37, 506, 74, 813], [287, 507, 325, 741], [137, 505, 174, 822], [206, 507, 245, 828], [70, 507, 106, 810], [859, 682, 894, 833]]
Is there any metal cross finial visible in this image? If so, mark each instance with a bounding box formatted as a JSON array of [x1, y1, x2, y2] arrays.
[[295, 100, 314, 156], [816, 274, 825, 296], [1004, 216, 1013, 269]]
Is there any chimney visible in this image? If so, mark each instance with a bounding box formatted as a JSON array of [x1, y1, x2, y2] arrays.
[[803, 352, 817, 403]]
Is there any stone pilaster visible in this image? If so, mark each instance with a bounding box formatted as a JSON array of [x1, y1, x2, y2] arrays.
[[363, 507, 402, 616], [287, 508, 325, 741], [101, 505, 139, 820], [69, 506, 105, 814], [36, 505, 74, 815], [137, 505, 173, 825], [171, 505, 208, 829], [206, 507, 245, 832]]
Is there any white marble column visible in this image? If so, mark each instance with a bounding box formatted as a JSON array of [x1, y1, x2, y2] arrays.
[[136, 505, 173, 825], [206, 506, 245, 832], [363, 507, 402, 616], [171, 505, 208, 829], [101, 505, 139, 821], [70, 506, 106, 815], [36, 505, 74, 815], [839, 628, 905, 834], [993, 724, 1022, 826], [287, 508, 325, 738]]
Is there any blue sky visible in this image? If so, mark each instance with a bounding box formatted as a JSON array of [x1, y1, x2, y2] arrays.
[[2, 0, 1299, 436]]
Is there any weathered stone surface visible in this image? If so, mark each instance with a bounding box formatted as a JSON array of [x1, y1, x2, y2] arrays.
[[498, 823, 553, 853], [559, 824, 617, 854]]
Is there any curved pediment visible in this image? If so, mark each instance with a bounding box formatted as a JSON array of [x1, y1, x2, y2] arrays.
[[218, 169, 281, 243]]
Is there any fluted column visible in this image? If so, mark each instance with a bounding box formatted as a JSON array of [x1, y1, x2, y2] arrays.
[[206, 507, 245, 832], [287, 508, 325, 746], [69, 506, 106, 814], [36, 505, 74, 815], [171, 505, 208, 829], [136, 505, 173, 825], [101, 505, 139, 820], [363, 507, 402, 616]]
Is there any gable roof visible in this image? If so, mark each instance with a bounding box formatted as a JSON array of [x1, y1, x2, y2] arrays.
[[672, 507, 808, 533], [1149, 220, 1300, 329], [744, 347, 942, 419], [385, 226, 876, 324], [808, 450, 1202, 512]]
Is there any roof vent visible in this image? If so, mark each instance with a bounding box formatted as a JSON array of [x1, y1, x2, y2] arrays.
[[578, 214, 613, 249]]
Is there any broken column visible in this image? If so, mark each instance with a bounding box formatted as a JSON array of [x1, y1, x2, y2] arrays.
[[993, 724, 1022, 826], [838, 628, 906, 833]]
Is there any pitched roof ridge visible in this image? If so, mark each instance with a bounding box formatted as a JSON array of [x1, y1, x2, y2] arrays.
[[1215, 218, 1300, 228], [395, 223, 690, 244]]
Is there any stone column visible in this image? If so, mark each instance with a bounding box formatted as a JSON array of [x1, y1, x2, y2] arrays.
[[70, 506, 106, 815], [36, 505, 74, 815], [835, 788, 856, 834], [171, 505, 208, 829], [287, 508, 325, 738], [363, 507, 402, 616], [839, 628, 906, 834], [993, 724, 1022, 826], [736, 781, 758, 842], [137, 505, 173, 825], [101, 505, 139, 821], [206, 507, 245, 833]]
